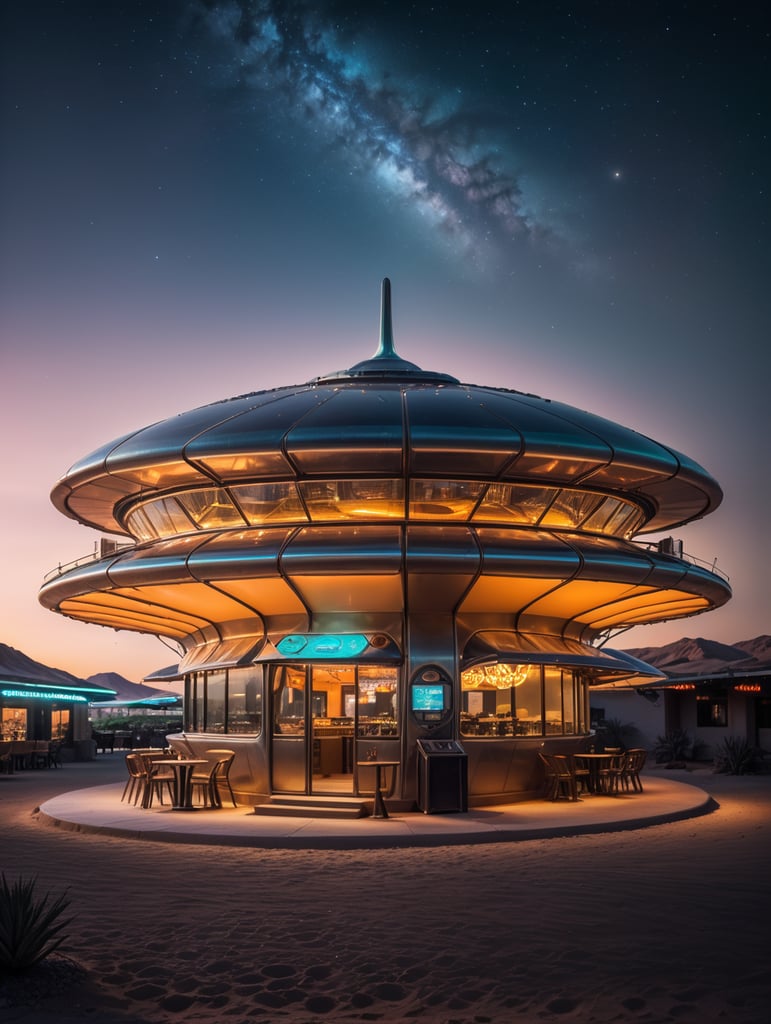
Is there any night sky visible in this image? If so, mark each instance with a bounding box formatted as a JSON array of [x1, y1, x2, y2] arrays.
[[2, 1, 768, 680]]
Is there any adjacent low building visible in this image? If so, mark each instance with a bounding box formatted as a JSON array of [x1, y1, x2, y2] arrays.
[[39, 281, 732, 806], [594, 637, 771, 757], [0, 643, 116, 757]]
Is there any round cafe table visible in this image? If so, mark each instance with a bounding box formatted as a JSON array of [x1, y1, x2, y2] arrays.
[[153, 759, 208, 811], [572, 753, 618, 795]]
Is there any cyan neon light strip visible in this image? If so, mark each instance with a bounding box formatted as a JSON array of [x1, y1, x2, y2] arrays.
[[0, 679, 115, 697], [1, 689, 88, 703]]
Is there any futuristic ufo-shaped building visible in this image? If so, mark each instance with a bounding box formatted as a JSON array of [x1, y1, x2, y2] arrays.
[[40, 281, 731, 807]]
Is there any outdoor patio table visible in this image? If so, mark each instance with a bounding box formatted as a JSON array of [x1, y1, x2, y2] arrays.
[[357, 760, 399, 819], [572, 753, 617, 794], [153, 759, 208, 811]]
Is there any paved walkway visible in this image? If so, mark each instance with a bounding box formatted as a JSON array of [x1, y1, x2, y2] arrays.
[[37, 758, 715, 849]]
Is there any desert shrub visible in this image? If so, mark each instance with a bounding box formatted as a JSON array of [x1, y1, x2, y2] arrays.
[[712, 736, 763, 775], [654, 728, 693, 764], [0, 875, 71, 975]]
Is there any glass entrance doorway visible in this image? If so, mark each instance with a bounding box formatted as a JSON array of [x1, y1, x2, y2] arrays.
[[271, 664, 355, 795]]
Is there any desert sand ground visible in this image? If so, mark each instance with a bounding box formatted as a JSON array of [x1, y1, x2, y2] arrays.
[[1, 754, 769, 1024]]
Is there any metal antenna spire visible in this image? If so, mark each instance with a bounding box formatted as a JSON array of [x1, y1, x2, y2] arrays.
[[375, 277, 396, 358]]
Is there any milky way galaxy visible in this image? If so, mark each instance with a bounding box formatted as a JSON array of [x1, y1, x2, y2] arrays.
[[197, 0, 556, 269]]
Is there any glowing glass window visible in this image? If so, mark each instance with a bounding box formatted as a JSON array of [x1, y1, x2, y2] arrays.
[[141, 496, 193, 538], [226, 665, 263, 734], [544, 667, 564, 734], [125, 505, 159, 541], [273, 665, 306, 735], [583, 497, 625, 534], [232, 482, 307, 525], [357, 666, 398, 737], [177, 489, 244, 530], [473, 483, 559, 525], [460, 663, 544, 738], [603, 502, 644, 538], [540, 490, 603, 529], [410, 480, 485, 520], [299, 479, 404, 521], [205, 669, 227, 734]]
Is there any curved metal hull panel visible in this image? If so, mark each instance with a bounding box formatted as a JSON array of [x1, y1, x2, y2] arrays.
[[49, 375, 723, 536]]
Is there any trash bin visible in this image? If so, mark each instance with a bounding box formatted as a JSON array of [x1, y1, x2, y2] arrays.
[[416, 739, 468, 813]]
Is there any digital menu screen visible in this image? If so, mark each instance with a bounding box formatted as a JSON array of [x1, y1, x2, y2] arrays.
[[411, 684, 445, 712]]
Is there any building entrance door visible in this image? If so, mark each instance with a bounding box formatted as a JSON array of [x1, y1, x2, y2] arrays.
[[270, 664, 355, 796]]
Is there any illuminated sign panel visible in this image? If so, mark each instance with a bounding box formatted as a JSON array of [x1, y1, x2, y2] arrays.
[[1, 689, 88, 703], [276, 634, 370, 659]]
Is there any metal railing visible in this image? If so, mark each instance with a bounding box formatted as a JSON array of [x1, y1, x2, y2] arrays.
[[42, 535, 728, 583], [43, 541, 135, 582], [634, 540, 729, 582]]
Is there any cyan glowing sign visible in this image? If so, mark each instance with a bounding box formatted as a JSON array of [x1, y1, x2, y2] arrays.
[[1, 689, 88, 703], [276, 634, 370, 659]]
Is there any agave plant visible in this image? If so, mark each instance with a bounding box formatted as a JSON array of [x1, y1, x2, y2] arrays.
[[0, 874, 71, 975], [654, 728, 693, 764]]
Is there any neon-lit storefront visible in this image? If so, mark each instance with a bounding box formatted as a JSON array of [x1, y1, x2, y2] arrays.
[[0, 645, 116, 755], [40, 281, 731, 806]]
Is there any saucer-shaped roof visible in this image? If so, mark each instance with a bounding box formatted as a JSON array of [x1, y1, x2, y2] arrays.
[[51, 280, 722, 536]]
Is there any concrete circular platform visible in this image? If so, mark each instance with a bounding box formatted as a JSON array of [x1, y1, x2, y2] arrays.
[[38, 774, 715, 849]]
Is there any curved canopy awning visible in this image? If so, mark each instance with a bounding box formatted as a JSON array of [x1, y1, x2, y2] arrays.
[[462, 630, 665, 682], [177, 636, 266, 674]]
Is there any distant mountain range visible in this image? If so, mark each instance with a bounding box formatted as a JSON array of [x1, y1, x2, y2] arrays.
[[622, 635, 771, 678], [86, 671, 177, 703], [0, 642, 101, 689]]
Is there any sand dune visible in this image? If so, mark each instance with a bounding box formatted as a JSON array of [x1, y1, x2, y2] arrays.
[[1, 756, 769, 1023]]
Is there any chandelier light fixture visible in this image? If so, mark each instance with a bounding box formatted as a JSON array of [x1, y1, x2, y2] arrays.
[[463, 663, 530, 690]]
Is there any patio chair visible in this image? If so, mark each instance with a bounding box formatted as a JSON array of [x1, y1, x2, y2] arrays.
[[142, 755, 176, 808], [568, 754, 591, 795], [202, 749, 237, 807], [122, 753, 146, 804], [190, 757, 225, 808], [598, 753, 627, 794], [620, 749, 647, 792], [538, 752, 577, 801]]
